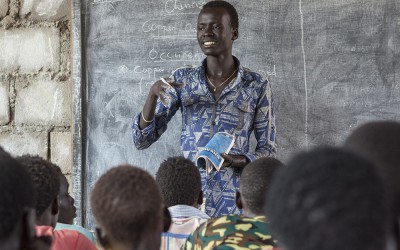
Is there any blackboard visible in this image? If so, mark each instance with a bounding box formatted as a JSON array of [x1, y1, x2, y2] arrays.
[[76, 0, 400, 228]]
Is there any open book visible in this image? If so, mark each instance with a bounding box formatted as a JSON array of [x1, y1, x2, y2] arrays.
[[195, 132, 235, 173]]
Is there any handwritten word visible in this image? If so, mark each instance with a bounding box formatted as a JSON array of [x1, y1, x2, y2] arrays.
[[133, 66, 165, 79], [92, 0, 124, 4], [116, 65, 165, 80], [164, 0, 206, 14], [258, 64, 277, 78], [148, 47, 203, 62], [142, 20, 196, 39]]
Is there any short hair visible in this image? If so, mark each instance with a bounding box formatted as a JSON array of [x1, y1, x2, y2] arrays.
[[155, 157, 201, 207], [240, 157, 283, 215], [0, 147, 35, 240], [344, 121, 400, 217], [91, 165, 163, 246], [202, 1, 239, 30], [16, 155, 60, 217], [266, 147, 388, 250]]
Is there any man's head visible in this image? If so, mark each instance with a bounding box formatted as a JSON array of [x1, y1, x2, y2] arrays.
[[197, 1, 239, 56], [266, 147, 388, 250], [91, 165, 164, 250], [155, 156, 202, 208], [0, 147, 36, 249], [17, 155, 60, 227], [52, 165, 76, 225], [344, 121, 400, 218], [237, 157, 283, 216]]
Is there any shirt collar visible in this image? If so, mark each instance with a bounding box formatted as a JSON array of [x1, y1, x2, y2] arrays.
[[168, 205, 210, 220]]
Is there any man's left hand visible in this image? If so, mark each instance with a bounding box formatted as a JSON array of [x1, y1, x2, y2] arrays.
[[221, 153, 249, 169]]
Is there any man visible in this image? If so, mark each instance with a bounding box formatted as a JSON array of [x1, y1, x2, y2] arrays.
[[91, 165, 166, 250], [155, 156, 210, 250], [17, 155, 96, 250], [133, 0, 276, 217], [265, 147, 389, 250], [183, 157, 281, 250], [0, 147, 50, 250], [344, 121, 400, 250]]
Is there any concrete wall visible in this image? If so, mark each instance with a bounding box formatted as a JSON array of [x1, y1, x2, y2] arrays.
[[0, 0, 72, 181]]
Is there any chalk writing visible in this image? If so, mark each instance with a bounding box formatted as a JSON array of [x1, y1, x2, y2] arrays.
[[142, 20, 196, 39], [149, 47, 203, 62], [92, 0, 124, 4], [164, 0, 206, 15], [117, 65, 165, 80]]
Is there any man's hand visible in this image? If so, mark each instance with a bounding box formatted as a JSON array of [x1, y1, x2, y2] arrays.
[[221, 153, 249, 170], [139, 77, 185, 129], [149, 77, 185, 106]]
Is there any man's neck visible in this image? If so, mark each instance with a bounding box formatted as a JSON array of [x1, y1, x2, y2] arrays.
[[206, 55, 236, 77]]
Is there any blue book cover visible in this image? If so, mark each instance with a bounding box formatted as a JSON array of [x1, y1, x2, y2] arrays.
[[195, 132, 235, 173]]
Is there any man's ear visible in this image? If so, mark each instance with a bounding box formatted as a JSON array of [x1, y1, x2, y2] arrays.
[[197, 191, 204, 206], [232, 28, 239, 41], [163, 206, 171, 232], [236, 191, 243, 209], [20, 208, 36, 245], [51, 196, 59, 216], [96, 227, 111, 249]]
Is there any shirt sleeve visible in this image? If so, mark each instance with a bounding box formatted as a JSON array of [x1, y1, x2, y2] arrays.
[[132, 88, 181, 150], [243, 79, 277, 161]]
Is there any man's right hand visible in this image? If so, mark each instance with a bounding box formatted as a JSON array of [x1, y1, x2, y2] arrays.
[[149, 77, 185, 106], [139, 77, 184, 129]]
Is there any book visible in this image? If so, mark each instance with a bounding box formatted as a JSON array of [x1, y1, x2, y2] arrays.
[[195, 132, 236, 173]]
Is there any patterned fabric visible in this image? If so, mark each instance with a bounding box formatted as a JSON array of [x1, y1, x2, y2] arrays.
[[182, 215, 277, 250], [132, 57, 276, 217], [161, 205, 210, 250]]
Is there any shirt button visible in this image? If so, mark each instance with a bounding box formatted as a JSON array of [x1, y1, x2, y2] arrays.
[[211, 121, 216, 126]]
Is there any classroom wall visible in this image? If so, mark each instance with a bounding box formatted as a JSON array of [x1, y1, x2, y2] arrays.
[[0, 0, 72, 181]]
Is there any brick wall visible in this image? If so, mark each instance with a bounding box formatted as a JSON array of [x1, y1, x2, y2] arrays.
[[0, 0, 72, 181]]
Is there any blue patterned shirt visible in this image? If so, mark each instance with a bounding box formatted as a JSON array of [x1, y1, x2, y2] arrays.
[[132, 58, 276, 217]]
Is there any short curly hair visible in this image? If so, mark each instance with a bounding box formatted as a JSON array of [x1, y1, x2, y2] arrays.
[[240, 157, 283, 215], [16, 155, 60, 217], [344, 121, 400, 216], [0, 147, 35, 240], [266, 147, 388, 250], [155, 156, 201, 207], [202, 1, 239, 30], [91, 165, 163, 246]]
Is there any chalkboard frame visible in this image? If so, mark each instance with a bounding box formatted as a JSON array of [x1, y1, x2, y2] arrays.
[[71, 0, 85, 226]]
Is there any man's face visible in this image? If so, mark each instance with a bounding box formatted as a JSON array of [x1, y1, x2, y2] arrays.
[[57, 175, 76, 224], [197, 7, 237, 57]]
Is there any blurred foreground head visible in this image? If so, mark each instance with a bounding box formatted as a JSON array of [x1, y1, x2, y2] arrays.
[[266, 147, 389, 250]]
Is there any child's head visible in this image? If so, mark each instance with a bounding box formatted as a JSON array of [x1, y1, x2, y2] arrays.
[[155, 156, 202, 207], [344, 121, 400, 218], [238, 157, 283, 216], [52, 164, 76, 225], [0, 147, 36, 249], [17, 155, 60, 227], [91, 165, 164, 250], [266, 147, 388, 250]]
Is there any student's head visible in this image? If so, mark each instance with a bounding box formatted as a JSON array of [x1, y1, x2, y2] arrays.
[[266, 147, 388, 250], [52, 165, 76, 225], [16, 155, 60, 227], [344, 121, 400, 218], [0, 147, 36, 250], [237, 157, 283, 216], [91, 165, 164, 250], [197, 1, 239, 56], [155, 156, 202, 208]]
